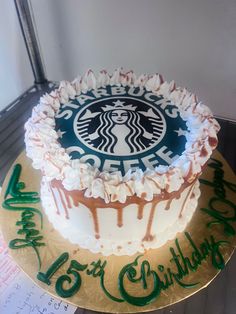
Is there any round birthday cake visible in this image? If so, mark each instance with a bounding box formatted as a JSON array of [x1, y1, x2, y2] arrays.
[[24, 69, 220, 255]]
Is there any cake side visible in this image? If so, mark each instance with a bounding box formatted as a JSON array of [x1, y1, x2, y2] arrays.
[[41, 178, 200, 256]]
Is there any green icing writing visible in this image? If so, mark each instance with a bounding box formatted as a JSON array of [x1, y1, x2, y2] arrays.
[[168, 231, 229, 288], [118, 255, 161, 306], [117, 231, 228, 306], [4, 164, 39, 199], [200, 158, 236, 236], [86, 259, 107, 277], [36, 230, 228, 306], [56, 259, 88, 298], [100, 272, 124, 303], [38, 254, 124, 302], [2, 164, 44, 270], [34, 157, 234, 306], [184, 232, 228, 270], [2, 164, 42, 226], [37, 252, 69, 285], [86, 259, 124, 303]]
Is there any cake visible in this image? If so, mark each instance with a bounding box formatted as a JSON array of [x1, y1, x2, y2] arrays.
[[24, 69, 220, 256]]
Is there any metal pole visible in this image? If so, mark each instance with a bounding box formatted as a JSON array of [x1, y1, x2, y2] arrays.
[[14, 0, 47, 84]]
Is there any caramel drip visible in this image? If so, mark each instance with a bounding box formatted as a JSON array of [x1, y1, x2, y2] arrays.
[[51, 181, 100, 238], [190, 192, 195, 199], [63, 192, 73, 209], [165, 199, 172, 210], [117, 208, 123, 227], [142, 201, 159, 242], [176, 193, 181, 200], [124, 182, 133, 195], [137, 203, 145, 220], [185, 163, 194, 182], [57, 186, 69, 219], [179, 183, 195, 218], [50, 178, 196, 241], [49, 185, 60, 216], [45, 155, 62, 173], [200, 146, 208, 157], [91, 207, 100, 239], [146, 177, 162, 190], [51, 176, 191, 209], [208, 136, 218, 148]]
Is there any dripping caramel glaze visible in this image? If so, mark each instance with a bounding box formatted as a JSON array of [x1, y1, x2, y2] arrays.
[[178, 183, 196, 218], [50, 179, 196, 242], [164, 199, 173, 211]]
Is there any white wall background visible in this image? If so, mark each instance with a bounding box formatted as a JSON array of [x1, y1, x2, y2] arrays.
[[1, 0, 236, 119], [0, 0, 33, 111]]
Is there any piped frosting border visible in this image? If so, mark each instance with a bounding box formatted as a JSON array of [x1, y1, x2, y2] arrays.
[[24, 69, 220, 203]]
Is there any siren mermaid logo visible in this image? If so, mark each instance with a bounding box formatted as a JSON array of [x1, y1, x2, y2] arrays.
[[73, 98, 166, 156], [56, 87, 187, 173]]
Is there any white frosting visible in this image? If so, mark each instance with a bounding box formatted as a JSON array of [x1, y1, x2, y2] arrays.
[[41, 179, 200, 256], [25, 69, 220, 203]]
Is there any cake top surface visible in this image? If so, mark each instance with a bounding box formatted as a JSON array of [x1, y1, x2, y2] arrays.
[[24, 69, 220, 203], [55, 84, 188, 176]]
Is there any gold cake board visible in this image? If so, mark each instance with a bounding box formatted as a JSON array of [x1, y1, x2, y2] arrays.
[[0, 151, 236, 313]]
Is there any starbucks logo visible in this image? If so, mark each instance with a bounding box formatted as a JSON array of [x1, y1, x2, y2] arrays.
[[73, 97, 166, 156], [56, 85, 187, 173]]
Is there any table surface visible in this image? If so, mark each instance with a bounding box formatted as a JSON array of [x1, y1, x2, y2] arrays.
[[0, 89, 236, 314]]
